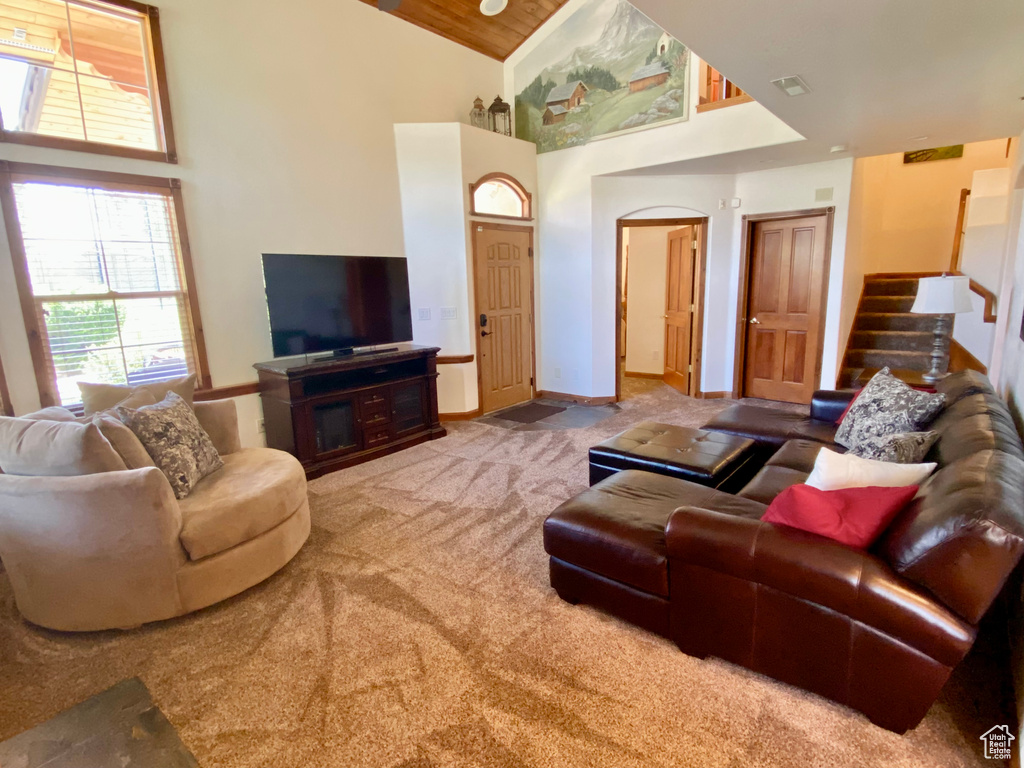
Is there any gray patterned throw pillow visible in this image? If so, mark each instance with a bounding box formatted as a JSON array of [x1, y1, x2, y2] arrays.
[[848, 430, 939, 464], [117, 392, 223, 499], [835, 368, 945, 451]]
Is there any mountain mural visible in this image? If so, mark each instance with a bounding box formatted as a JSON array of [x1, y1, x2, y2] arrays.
[[513, 0, 689, 154]]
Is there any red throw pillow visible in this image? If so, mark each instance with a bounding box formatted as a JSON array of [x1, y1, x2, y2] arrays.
[[761, 484, 919, 549]]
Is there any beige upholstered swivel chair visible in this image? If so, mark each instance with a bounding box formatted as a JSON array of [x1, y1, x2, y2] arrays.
[[0, 399, 310, 632]]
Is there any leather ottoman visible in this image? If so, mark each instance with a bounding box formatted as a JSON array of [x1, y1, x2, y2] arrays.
[[543, 469, 767, 638], [589, 421, 757, 491]]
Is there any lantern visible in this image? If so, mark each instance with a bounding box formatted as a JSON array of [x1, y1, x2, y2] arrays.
[[469, 96, 488, 130], [488, 95, 511, 137]]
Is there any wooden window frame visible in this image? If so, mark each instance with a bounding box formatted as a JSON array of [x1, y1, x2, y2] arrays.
[[0, 0, 178, 164], [0, 161, 211, 409], [468, 172, 533, 221]]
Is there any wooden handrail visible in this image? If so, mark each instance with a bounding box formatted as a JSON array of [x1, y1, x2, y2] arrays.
[[950, 188, 971, 271], [864, 271, 996, 323]]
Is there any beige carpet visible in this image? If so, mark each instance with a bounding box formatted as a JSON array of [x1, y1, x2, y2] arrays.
[[0, 385, 1010, 767]]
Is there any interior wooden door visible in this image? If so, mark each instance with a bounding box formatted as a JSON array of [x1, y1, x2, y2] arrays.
[[663, 226, 695, 395], [473, 224, 534, 413], [743, 215, 829, 403]]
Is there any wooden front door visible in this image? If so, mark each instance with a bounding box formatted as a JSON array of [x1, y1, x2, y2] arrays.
[[663, 226, 696, 395], [473, 224, 534, 413], [742, 214, 830, 404]]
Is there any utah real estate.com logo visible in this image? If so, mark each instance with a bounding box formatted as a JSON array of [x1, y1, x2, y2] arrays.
[[980, 725, 1014, 760]]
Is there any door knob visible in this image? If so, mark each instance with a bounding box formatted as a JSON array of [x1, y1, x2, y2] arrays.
[[481, 330, 492, 337], [749, 317, 761, 324]]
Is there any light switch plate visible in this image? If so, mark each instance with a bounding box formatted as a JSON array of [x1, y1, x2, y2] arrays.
[[417, 308, 431, 321], [440, 307, 457, 319]]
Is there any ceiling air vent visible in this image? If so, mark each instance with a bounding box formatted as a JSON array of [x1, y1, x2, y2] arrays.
[[771, 75, 811, 96]]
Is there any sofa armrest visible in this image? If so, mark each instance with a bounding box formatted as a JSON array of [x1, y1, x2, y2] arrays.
[[194, 399, 242, 455], [810, 389, 857, 424], [665, 506, 974, 665], [0, 468, 187, 631]]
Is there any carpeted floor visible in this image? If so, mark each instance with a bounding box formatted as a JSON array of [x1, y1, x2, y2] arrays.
[[0, 385, 1010, 767]]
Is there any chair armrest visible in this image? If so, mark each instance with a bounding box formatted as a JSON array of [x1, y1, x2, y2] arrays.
[[665, 506, 974, 665], [193, 399, 242, 455], [810, 389, 857, 424], [0, 468, 187, 630]]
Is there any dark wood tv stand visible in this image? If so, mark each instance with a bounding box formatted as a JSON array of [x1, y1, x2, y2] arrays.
[[254, 344, 446, 479]]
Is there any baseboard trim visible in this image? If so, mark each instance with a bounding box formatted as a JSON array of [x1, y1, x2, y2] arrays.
[[623, 371, 662, 380], [537, 390, 617, 406], [949, 339, 987, 375], [698, 391, 730, 400], [439, 408, 482, 421]]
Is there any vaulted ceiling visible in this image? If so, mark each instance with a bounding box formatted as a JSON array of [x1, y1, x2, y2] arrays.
[[357, 0, 570, 60]]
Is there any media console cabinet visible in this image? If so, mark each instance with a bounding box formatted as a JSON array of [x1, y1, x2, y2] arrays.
[[254, 344, 446, 478]]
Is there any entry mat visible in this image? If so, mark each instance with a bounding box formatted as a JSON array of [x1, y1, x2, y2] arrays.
[[0, 677, 199, 768], [494, 402, 567, 423]]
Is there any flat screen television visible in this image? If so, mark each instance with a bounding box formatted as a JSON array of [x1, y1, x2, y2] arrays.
[[262, 254, 413, 358]]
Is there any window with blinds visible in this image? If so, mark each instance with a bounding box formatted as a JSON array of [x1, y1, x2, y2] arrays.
[[0, 0, 174, 161], [5, 171, 205, 407]]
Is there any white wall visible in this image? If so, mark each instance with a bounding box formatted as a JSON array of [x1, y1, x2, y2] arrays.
[[992, 128, 1024, 417], [0, 0, 504, 443], [952, 167, 1013, 368], [394, 123, 537, 414], [734, 160, 854, 389], [592, 159, 853, 395], [847, 140, 1011, 276], [623, 225, 679, 374]]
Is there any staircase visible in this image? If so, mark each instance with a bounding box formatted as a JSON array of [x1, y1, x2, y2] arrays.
[[838, 275, 950, 388]]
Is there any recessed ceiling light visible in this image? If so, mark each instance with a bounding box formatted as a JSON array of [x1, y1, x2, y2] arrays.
[[770, 75, 811, 96], [909, 135, 929, 141], [830, 144, 847, 153], [480, 0, 507, 15]]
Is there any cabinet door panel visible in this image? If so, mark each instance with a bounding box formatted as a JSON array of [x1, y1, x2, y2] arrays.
[[309, 397, 361, 457], [392, 380, 428, 436]]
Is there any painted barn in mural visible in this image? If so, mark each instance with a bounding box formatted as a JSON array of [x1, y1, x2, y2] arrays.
[[513, 0, 689, 153]]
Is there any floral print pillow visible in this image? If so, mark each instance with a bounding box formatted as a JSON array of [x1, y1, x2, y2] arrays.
[[835, 368, 945, 452], [117, 392, 223, 499], [848, 430, 939, 464]]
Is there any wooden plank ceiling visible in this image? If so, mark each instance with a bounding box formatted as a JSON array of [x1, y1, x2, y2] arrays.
[[357, 0, 570, 61]]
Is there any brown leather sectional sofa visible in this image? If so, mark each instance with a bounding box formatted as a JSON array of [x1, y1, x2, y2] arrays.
[[544, 370, 1024, 733]]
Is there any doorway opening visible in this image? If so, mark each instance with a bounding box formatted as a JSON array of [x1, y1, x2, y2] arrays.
[[615, 217, 708, 402], [733, 208, 835, 404]]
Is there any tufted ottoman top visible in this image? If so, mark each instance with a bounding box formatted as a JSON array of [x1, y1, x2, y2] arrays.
[[589, 421, 756, 487]]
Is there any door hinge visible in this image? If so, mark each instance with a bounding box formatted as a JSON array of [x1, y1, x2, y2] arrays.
[[690, 303, 695, 313], [530, 377, 534, 386], [528, 247, 533, 258], [688, 365, 693, 373], [692, 240, 697, 251]]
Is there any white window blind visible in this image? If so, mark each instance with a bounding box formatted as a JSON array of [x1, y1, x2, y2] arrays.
[[11, 178, 199, 407]]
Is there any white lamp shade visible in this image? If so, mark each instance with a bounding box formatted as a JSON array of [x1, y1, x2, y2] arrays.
[[911, 275, 974, 315], [480, 0, 507, 15]]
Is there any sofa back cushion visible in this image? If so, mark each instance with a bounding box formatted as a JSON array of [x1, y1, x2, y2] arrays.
[[936, 369, 996, 406], [927, 394, 1024, 465], [0, 417, 127, 476], [879, 449, 1024, 624]]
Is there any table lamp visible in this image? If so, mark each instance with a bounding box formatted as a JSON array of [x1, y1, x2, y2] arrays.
[[910, 274, 973, 383]]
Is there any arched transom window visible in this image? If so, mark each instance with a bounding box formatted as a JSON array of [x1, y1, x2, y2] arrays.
[[469, 173, 532, 220]]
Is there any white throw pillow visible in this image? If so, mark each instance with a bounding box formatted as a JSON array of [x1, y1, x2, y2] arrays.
[[805, 447, 936, 491]]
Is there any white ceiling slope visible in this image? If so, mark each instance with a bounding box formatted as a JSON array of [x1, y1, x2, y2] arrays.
[[621, 0, 1024, 175]]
